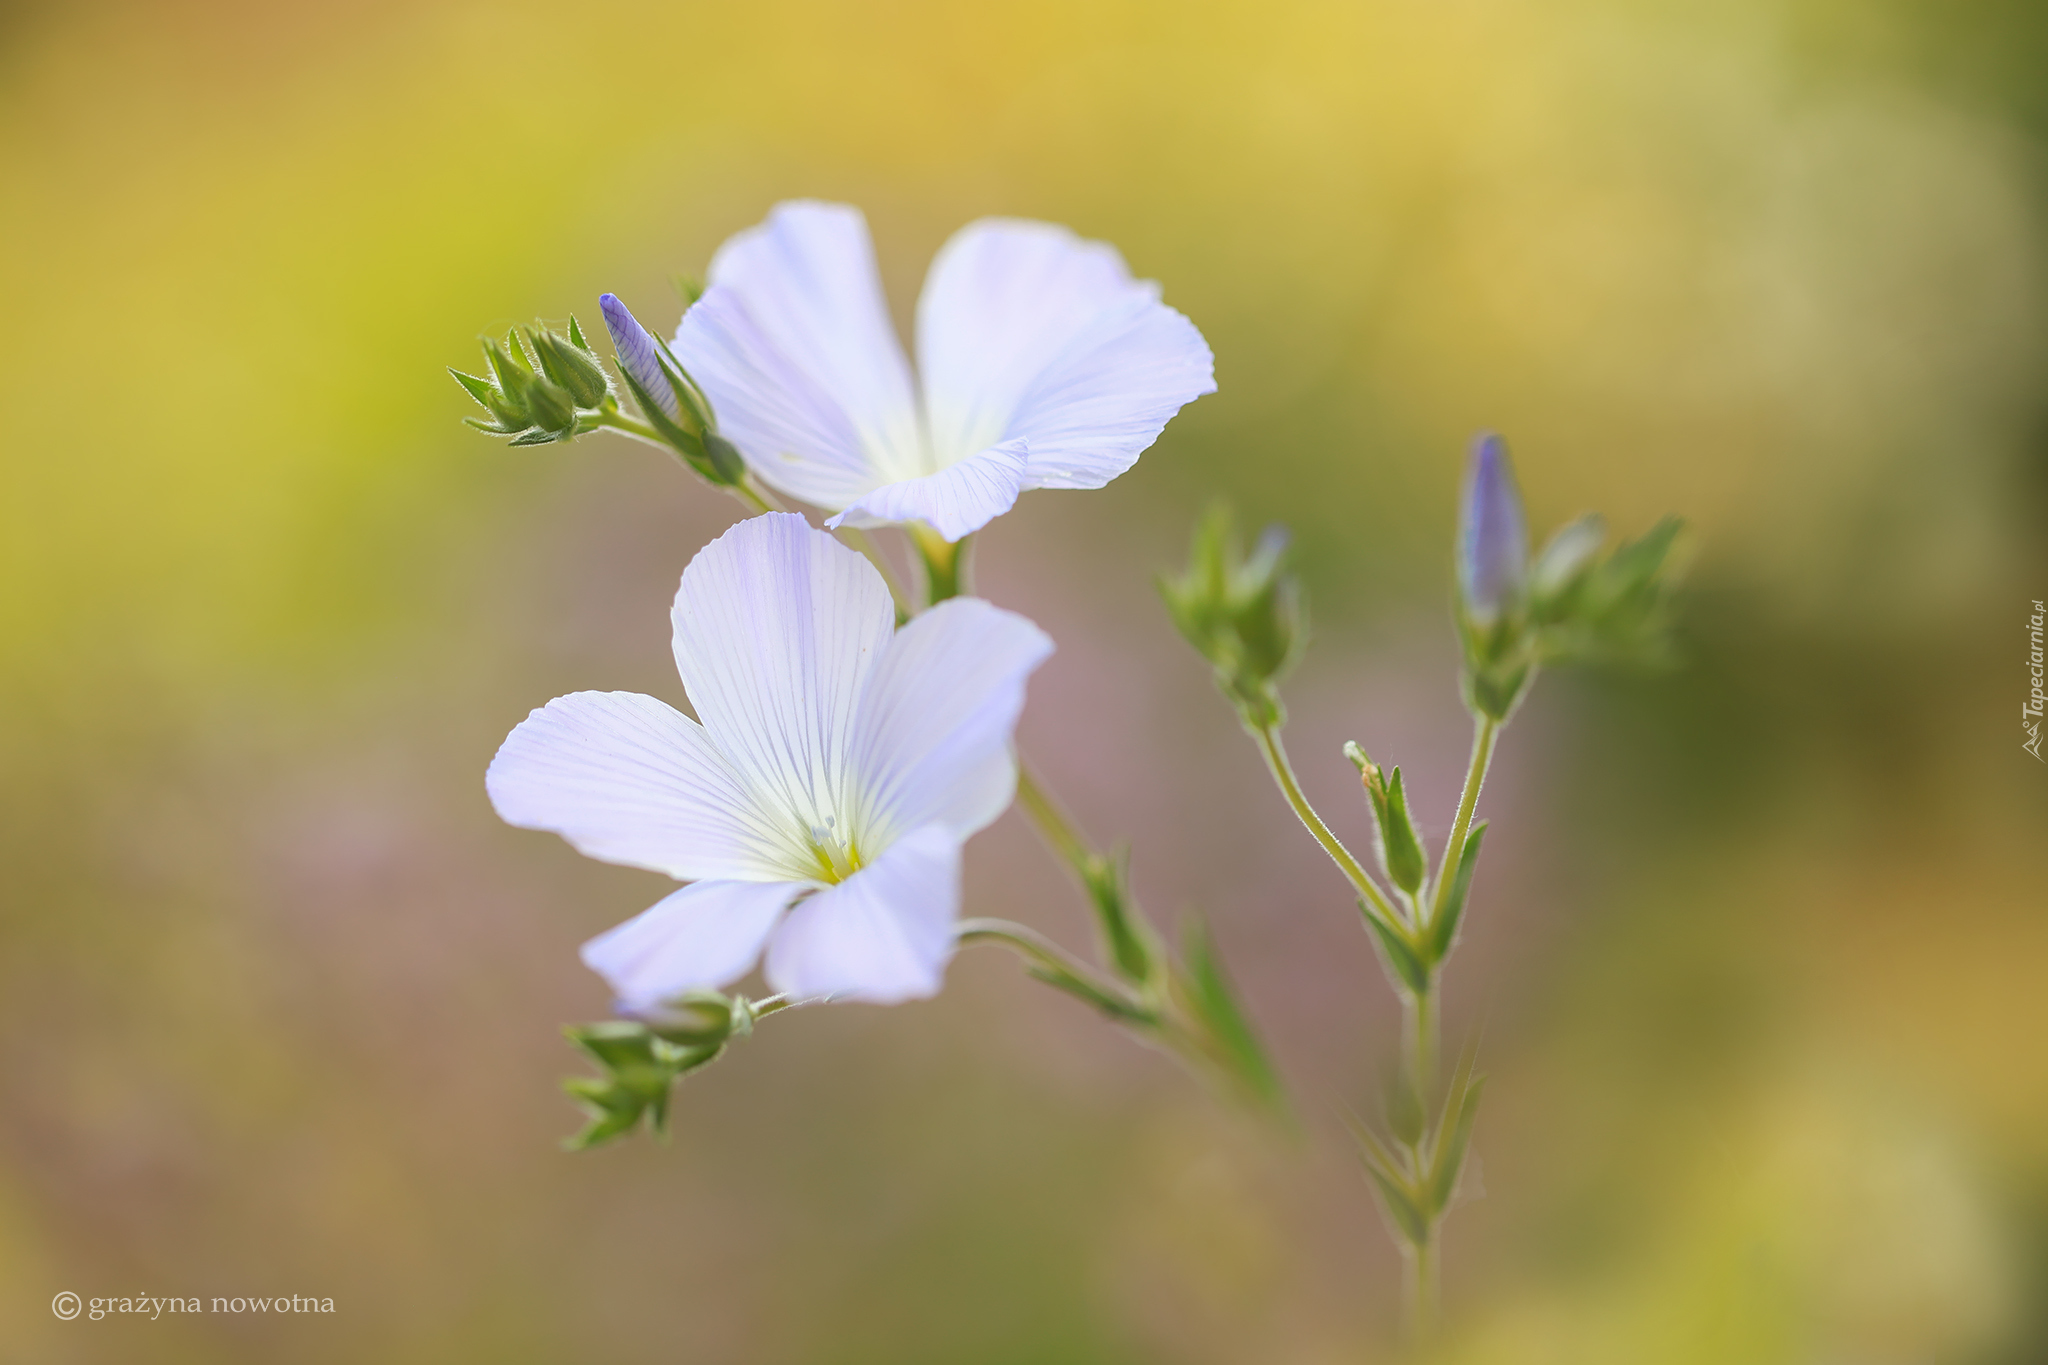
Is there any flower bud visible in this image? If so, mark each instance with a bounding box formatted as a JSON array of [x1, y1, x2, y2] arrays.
[[633, 989, 737, 1046], [520, 371, 578, 438], [1161, 504, 1303, 725], [1457, 433, 1528, 623], [532, 322, 612, 409], [600, 292, 679, 421], [1348, 743, 1426, 897]]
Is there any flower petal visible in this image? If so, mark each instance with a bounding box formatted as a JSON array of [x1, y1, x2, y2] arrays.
[[672, 201, 922, 509], [850, 598, 1053, 845], [916, 218, 1216, 489], [671, 513, 896, 870], [823, 439, 1028, 542], [486, 690, 789, 881], [764, 825, 960, 1004], [581, 879, 804, 1005]]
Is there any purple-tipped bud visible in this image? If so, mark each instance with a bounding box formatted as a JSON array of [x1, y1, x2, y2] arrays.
[[599, 293, 678, 420], [1457, 433, 1528, 619]]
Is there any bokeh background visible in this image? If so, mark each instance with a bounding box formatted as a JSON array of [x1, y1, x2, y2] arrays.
[[3, 0, 2046, 1360]]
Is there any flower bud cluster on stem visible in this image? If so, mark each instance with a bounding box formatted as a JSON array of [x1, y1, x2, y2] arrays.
[[1163, 439, 1683, 1344]]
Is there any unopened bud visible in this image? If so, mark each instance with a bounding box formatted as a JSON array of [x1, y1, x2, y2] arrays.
[[532, 323, 611, 409], [1457, 433, 1528, 622], [600, 292, 679, 421]]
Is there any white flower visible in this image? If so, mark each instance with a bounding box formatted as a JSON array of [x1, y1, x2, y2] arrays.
[[486, 513, 1053, 1005], [671, 200, 1217, 541]]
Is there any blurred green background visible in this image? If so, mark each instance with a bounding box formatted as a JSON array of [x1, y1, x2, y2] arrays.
[[3, 0, 2045, 1360]]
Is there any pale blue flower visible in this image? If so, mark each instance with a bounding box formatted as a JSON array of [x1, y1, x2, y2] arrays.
[[487, 513, 1053, 1005], [670, 200, 1216, 541]]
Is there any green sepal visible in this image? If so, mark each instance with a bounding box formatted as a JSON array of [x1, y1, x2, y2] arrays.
[[565, 1020, 659, 1073], [1427, 821, 1487, 963], [1173, 913, 1285, 1115], [449, 367, 500, 411], [618, 364, 738, 486], [532, 324, 611, 408], [642, 990, 737, 1047], [1360, 901, 1430, 996], [485, 334, 533, 393], [672, 273, 704, 307], [701, 434, 748, 487], [566, 313, 591, 352], [506, 427, 566, 447], [652, 334, 716, 437]]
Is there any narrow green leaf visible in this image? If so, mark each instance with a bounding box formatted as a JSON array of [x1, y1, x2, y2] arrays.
[[1379, 766, 1427, 896], [1360, 1155, 1431, 1247], [1428, 1073, 1486, 1215], [1178, 913, 1285, 1113], [1427, 821, 1487, 963], [1360, 902, 1430, 995]]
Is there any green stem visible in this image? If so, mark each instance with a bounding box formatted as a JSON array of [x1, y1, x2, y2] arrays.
[[1014, 764, 1093, 874], [907, 523, 969, 605], [1249, 720, 1404, 929], [1408, 1235, 1439, 1350], [1013, 762, 1159, 986], [956, 918, 1154, 1023], [592, 410, 779, 515], [1429, 715, 1499, 927], [1403, 980, 1437, 1103]]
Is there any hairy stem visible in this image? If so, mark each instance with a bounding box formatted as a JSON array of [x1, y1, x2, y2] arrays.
[[592, 411, 779, 515], [1014, 764, 1094, 874]]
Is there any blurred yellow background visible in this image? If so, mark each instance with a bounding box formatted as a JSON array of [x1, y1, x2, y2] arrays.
[[3, 0, 2044, 1360]]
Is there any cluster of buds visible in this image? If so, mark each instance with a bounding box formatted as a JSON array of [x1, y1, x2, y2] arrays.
[[447, 296, 747, 491], [450, 319, 613, 446], [1160, 504, 1304, 728], [1455, 434, 1684, 721], [560, 990, 759, 1149]]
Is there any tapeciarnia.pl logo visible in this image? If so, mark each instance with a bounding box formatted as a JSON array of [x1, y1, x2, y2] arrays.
[[2026, 599, 2044, 761]]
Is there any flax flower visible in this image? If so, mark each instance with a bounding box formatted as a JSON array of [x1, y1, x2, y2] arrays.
[[487, 513, 1053, 1005], [670, 200, 1216, 541]]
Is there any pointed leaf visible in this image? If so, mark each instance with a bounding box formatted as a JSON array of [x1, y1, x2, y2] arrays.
[[1360, 902, 1430, 995], [1378, 766, 1426, 896], [1357, 1148, 1431, 1247], [1177, 913, 1285, 1113], [1428, 1073, 1486, 1215], [1427, 821, 1487, 963]]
